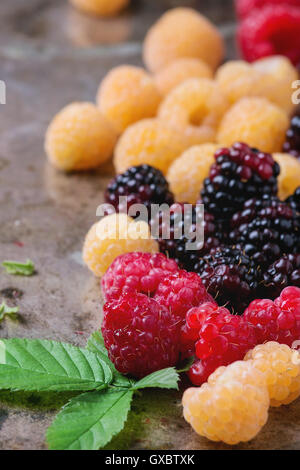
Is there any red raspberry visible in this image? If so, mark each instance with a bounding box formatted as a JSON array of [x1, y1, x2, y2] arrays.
[[154, 270, 214, 321], [235, 0, 300, 20], [102, 292, 180, 378], [238, 5, 300, 65], [183, 302, 257, 385], [101, 252, 179, 300], [244, 287, 300, 345]]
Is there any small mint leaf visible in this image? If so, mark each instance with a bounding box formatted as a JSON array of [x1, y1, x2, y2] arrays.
[[2, 259, 35, 276], [132, 367, 179, 391], [0, 338, 113, 392], [46, 389, 134, 450], [176, 356, 195, 373], [86, 331, 134, 389], [0, 302, 19, 322]]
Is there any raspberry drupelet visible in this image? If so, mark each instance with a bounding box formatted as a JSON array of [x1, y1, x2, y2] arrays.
[[158, 78, 229, 147], [102, 292, 181, 378], [238, 5, 300, 65], [114, 118, 188, 175], [96, 65, 161, 134], [101, 252, 179, 301], [216, 56, 298, 114], [235, 0, 300, 20], [243, 286, 300, 346], [229, 195, 300, 267], [182, 302, 258, 385], [82, 214, 158, 277], [245, 341, 300, 407], [200, 142, 279, 226], [217, 97, 289, 153], [153, 270, 214, 321], [166, 144, 218, 204], [45, 102, 117, 171], [104, 164, 174, 218], [154, 58, 213, 97], [192, 245, 261, 313], [143, 7, 224, 73], [183, 361, 269, 445]]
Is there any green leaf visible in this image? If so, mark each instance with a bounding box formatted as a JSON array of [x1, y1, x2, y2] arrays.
[[86, 331, 134, 389], [46, 389, 133, 450], [0, 338, 113, 392], [132, 367, 179, 391], [86, 331, 108, 357], [2, 259, 35, 276], [0, 302, 19, 322]]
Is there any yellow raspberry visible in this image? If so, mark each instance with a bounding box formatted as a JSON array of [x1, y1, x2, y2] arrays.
[[216, 57, 298, 114], [217, 97, 289, 153], [273, 153, 300, 200], [167, 144, 218, 203], [45, 102, 117, 171], [114, 118, 188, 175], [69, 0, 129, 17], [183, 361, 269, 445], [216, 61, 266, 105], [252, 56, 298, 115], [158, 78, 229, 147], [245, 342, 300, 407], [143, 8, 224, 73], [154, 58, 213, 97], [97, 66, 161, 134], [82, 213, 159, 277]]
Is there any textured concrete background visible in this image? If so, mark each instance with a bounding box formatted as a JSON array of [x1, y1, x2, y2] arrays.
[[0, 0, 299, 450]]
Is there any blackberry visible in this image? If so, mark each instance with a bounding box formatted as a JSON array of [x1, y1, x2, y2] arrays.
[[152, 203, 223, 270], [263, 254, 300, 298], [192, 246, 261, 314], [105, 164, 174, 219], [200, 142, 280, 226], [230, 195, 300, 267], [286, 186, 300, 213], [283, 115, 300, 160]]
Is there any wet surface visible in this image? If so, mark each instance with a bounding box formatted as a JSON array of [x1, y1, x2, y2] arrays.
[[0, 0, 298, 451]]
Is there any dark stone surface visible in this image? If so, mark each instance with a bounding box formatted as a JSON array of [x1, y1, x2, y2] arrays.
[[0, 0, 299, 451]]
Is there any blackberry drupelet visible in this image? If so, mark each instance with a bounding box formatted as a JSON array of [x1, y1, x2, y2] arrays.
[[283, 115, 300, 160], [230, 195, 300, 267], [192, 245, 261, 313], [200, 142, 280, 225], [263, 254, 300, 298], [286, 186, 300, 213], [105, 164, 174, 218], [153, 203, 223, 270]]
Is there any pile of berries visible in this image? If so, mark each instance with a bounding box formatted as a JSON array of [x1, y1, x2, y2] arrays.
[[45, 2, 300, 448], [183, 341, 300, 445], [184, 286, 300, 387], [101, 252, 212, 377], [101, 249, 300, 445]]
